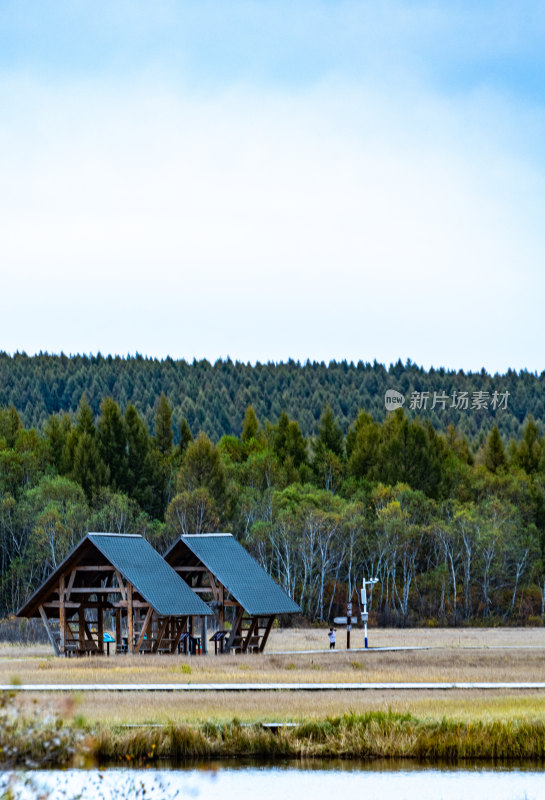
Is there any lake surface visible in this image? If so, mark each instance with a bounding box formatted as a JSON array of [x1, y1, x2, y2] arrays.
[[1, 763, 544, 800]]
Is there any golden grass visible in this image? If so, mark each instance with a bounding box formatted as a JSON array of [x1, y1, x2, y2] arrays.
[[2, 644, 545, 686], [12, 688, 545, 728], [268, 625, 545, 651]]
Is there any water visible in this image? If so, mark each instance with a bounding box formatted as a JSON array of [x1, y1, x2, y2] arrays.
[[1, 763, 544, 800]]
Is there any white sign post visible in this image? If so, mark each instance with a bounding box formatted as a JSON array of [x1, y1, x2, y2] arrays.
[[360, 578, 378, 649]]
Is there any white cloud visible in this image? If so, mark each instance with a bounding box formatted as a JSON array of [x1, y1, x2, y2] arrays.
[[0, 74, 544, 371]]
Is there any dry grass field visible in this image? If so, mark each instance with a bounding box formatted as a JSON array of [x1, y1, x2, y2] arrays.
[[11, 687, 545, 728], [2, 627, 545, 727]]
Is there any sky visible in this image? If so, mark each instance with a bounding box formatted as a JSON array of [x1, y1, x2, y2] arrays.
[[1, 1, 545, 374]]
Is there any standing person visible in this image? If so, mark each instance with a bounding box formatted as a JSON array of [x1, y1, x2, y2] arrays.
[[328, 627, 336, 649]]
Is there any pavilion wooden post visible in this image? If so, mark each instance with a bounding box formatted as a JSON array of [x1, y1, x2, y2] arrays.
[[134, 606, 153, 654], [259, 616, 275, 652], [127, 582, 134, 654], [152, 616, 169, 653], [218, 585, 224, 630], [97, 604, 104, 655], [226, 606, 244, 653], [59, 574, 66, 657], [170, 618, 187, 653], [242, 616, 258, 653], [115, 609, 121, 650], [78, 606, 85, 652]]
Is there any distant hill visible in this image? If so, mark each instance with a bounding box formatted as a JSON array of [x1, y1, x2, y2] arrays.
[[0, 352, 543, 444]]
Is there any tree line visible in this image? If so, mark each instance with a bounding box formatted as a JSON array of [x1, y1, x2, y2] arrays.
[[1, 393, 545, 626], [1, 351, 544, 444]]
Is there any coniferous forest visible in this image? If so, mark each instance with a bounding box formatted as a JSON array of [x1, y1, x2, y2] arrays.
[[2, 352, 545, 626]]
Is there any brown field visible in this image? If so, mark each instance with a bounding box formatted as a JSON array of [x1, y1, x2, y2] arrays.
[[3, 627, 545, 727]]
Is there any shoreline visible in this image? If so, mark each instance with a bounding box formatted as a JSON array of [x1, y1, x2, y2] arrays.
[[3, 701, 545, 768]]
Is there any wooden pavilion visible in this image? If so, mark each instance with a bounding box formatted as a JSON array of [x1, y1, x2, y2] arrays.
[[17, 533, 212, 657], [164, 533, 300, 654]]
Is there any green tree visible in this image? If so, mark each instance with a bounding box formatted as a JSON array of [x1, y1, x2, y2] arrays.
[[178, 418, 193, 456], [124, 404, 154, 512], [315, 405, 344, 457], [44, 413, 72, 474], [375, 409, 444, 498], [241, 406, 259, 444], [149, 394, 176, 519], [97, 397, 128, 490], [269, 412, 308, 470], [0, 406, 22, 448], [178, 432, 226, 508], [166, 488, 220, 535], [70, 432, 109, 501], [346, 412, 380, 480], [513, 417, 543, 474], [154, 393, 174, 457], [484, 426, 507, 474]]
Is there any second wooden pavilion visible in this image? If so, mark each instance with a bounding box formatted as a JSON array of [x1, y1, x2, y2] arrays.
[[164, 533, 300, 653]]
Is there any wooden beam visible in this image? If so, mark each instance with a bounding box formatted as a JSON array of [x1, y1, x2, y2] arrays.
[[66, 570, 77, 601], [170, 618, 187, 653], [134, 607, 153, 654], [259, 616, 275, 652], [78, 607, 85, 650], [115, 609, 122, 647], [174, 566, 207, 572], [83, 617, 100, 651], [97, 604, 104, 654], [152, 616, 169, 653], [75, 566, 115, 572], [242, 616, 258, 653], [206, 572, 220, 603], [59, 574, 66, 656], [64, 618, 74, 640], [127, 583, 133, 654], [226, 606, 244, 654], [43, 601, 115, 609], [38, 605, 59, 656], [218, 584, 224, 630], [115, 570, 127, 601]]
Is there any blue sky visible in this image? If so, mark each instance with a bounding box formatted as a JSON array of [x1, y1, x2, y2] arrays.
[[1, 1, 545, 373]]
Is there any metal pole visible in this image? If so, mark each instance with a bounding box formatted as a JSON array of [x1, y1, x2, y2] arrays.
[[346, 601, 352, 650], [361, 582, 368, 649], [361, 577, 377, 650]]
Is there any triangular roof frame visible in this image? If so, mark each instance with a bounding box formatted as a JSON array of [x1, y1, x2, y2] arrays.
[[164, 533, 300, 617], [17, 532, 212, 619]]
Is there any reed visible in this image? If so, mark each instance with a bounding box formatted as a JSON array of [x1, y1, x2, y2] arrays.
[[90, 712, 545, 764]]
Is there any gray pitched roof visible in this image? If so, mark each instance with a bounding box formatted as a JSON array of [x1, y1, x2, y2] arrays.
[[87, 534, 211, 617], [17, 533, 211, 618], [165, 533, 300, 616]]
